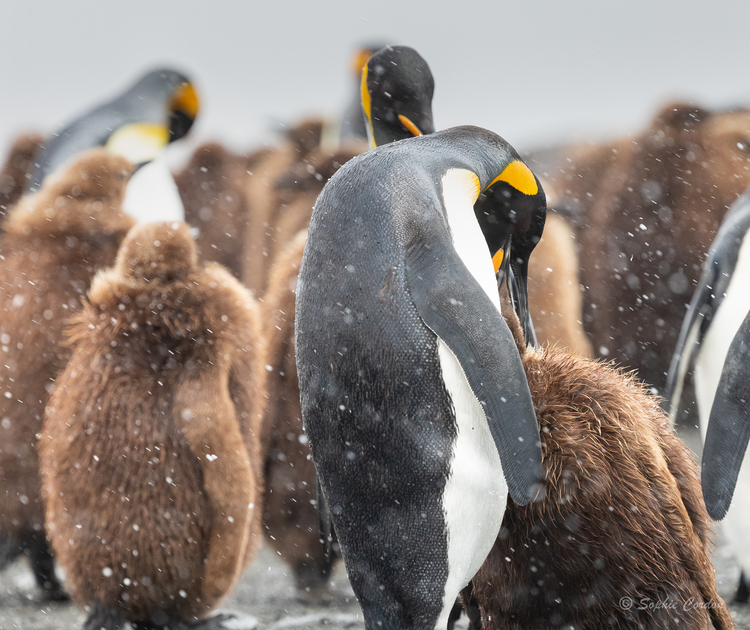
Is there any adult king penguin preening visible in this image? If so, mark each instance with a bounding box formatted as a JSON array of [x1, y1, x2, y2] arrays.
[[27, 68, 199, 223], [295, 125, 545, 630], [361, 45, 435, 147], [667, 182, 750, 601]]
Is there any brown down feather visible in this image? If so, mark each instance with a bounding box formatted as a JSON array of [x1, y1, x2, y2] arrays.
[[176, 142, 255, 280], [534, 102, 750, 390], [462, 297, 733, 630], [39, 221, 264, 622], [0, 133, 43, 222], [0, 149, 134, 575]]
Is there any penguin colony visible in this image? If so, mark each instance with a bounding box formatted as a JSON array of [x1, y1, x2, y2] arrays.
[[0, 150, 135, 601], [0, 41, 746, 630]]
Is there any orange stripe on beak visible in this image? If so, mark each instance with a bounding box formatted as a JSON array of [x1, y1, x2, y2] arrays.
[[398, 115, 423, 137]]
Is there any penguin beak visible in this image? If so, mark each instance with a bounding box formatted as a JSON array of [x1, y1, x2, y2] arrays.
[[398, 114, 424, 137], [105, 122, 170, 166], [508, 257, 538, 348], [494, 242, 537, 348], [168, 81, 200, 141]]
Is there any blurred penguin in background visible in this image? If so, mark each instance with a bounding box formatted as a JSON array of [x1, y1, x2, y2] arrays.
[[0, 149, 135, 600], [176, 45, 380, 289], [27, 68, 199, 225], [668, 182, 750, 603]]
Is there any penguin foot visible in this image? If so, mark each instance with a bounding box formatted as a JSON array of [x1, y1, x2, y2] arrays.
[[133, 612, 237, 630], [293, 560, 334, 604], [446, 599, 463, 630], [735, 571, 750, 604], [0, 530, 23, 569], [29, 537, 69, 602], [83, 601, 127, 630], [461, 582, 482, 630], [187, 614, 237, 630], [294, 584, 334, 605]]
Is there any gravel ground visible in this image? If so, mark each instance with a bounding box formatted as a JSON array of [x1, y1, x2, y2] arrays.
[[1, 425, 749, 629]]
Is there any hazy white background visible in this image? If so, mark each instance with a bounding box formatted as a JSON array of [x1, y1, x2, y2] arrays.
[[2, 0, 749, 157]]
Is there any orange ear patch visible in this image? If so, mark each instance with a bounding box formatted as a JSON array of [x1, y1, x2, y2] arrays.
[[171, 82, 199, 118], [488, 161, 538, 196]]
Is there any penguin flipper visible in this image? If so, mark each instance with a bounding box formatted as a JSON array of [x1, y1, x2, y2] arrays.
[[405, 226, 542, 505], [665, 263, 718, 419], [702, 312, 750, 519], [175, 374, 254, 601]]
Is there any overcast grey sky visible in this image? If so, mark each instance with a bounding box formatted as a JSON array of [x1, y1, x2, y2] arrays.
[[2, 0, 749, 157]]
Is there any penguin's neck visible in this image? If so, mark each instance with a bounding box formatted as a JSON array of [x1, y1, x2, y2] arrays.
[[122, 155, 185, 224], [440, 168, 501, 313]]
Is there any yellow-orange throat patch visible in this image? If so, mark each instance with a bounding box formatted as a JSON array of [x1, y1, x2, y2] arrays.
[[488, 160, 538, 196], [360, 65, 377, 148], [106, 122, 170, 164], [492, 249, 504, 274]]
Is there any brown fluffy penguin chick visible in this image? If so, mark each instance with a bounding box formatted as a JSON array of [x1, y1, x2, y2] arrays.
[[175, 142, 254, 279], [462, 300, 733, 630], [0, 149, 134, 600], [527, 211, 593, 358], [0, 133, 44, 221], [39, 221, 264, 630], [241, 118, 366, 296], [260, 229, 339, 597]]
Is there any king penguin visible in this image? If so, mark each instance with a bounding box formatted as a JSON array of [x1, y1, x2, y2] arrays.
[[361, 45, 436, 147], [26, 68, 199, 223], [667, 181, 750, 601], [295, 125, 545, 630]]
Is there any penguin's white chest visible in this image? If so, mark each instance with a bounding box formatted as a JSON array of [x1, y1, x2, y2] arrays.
[[435, 169, 508, 629], [695, 233, 750, 437], [721, 454, 750, 575], [123, 156, 186, 224]]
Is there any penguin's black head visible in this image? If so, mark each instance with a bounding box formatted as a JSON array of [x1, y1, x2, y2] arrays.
[[105, 68, 200, 165], [362, 45, 435, 147], [165, 75, 200, 142], [473, 160, 547, 346]]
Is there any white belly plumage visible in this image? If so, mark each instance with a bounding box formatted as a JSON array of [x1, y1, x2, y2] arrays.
[[433, 168, 511, 629], [123, 155, 186, 224], [695, 233, 750, 440], [436, 340, 507, 630]]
